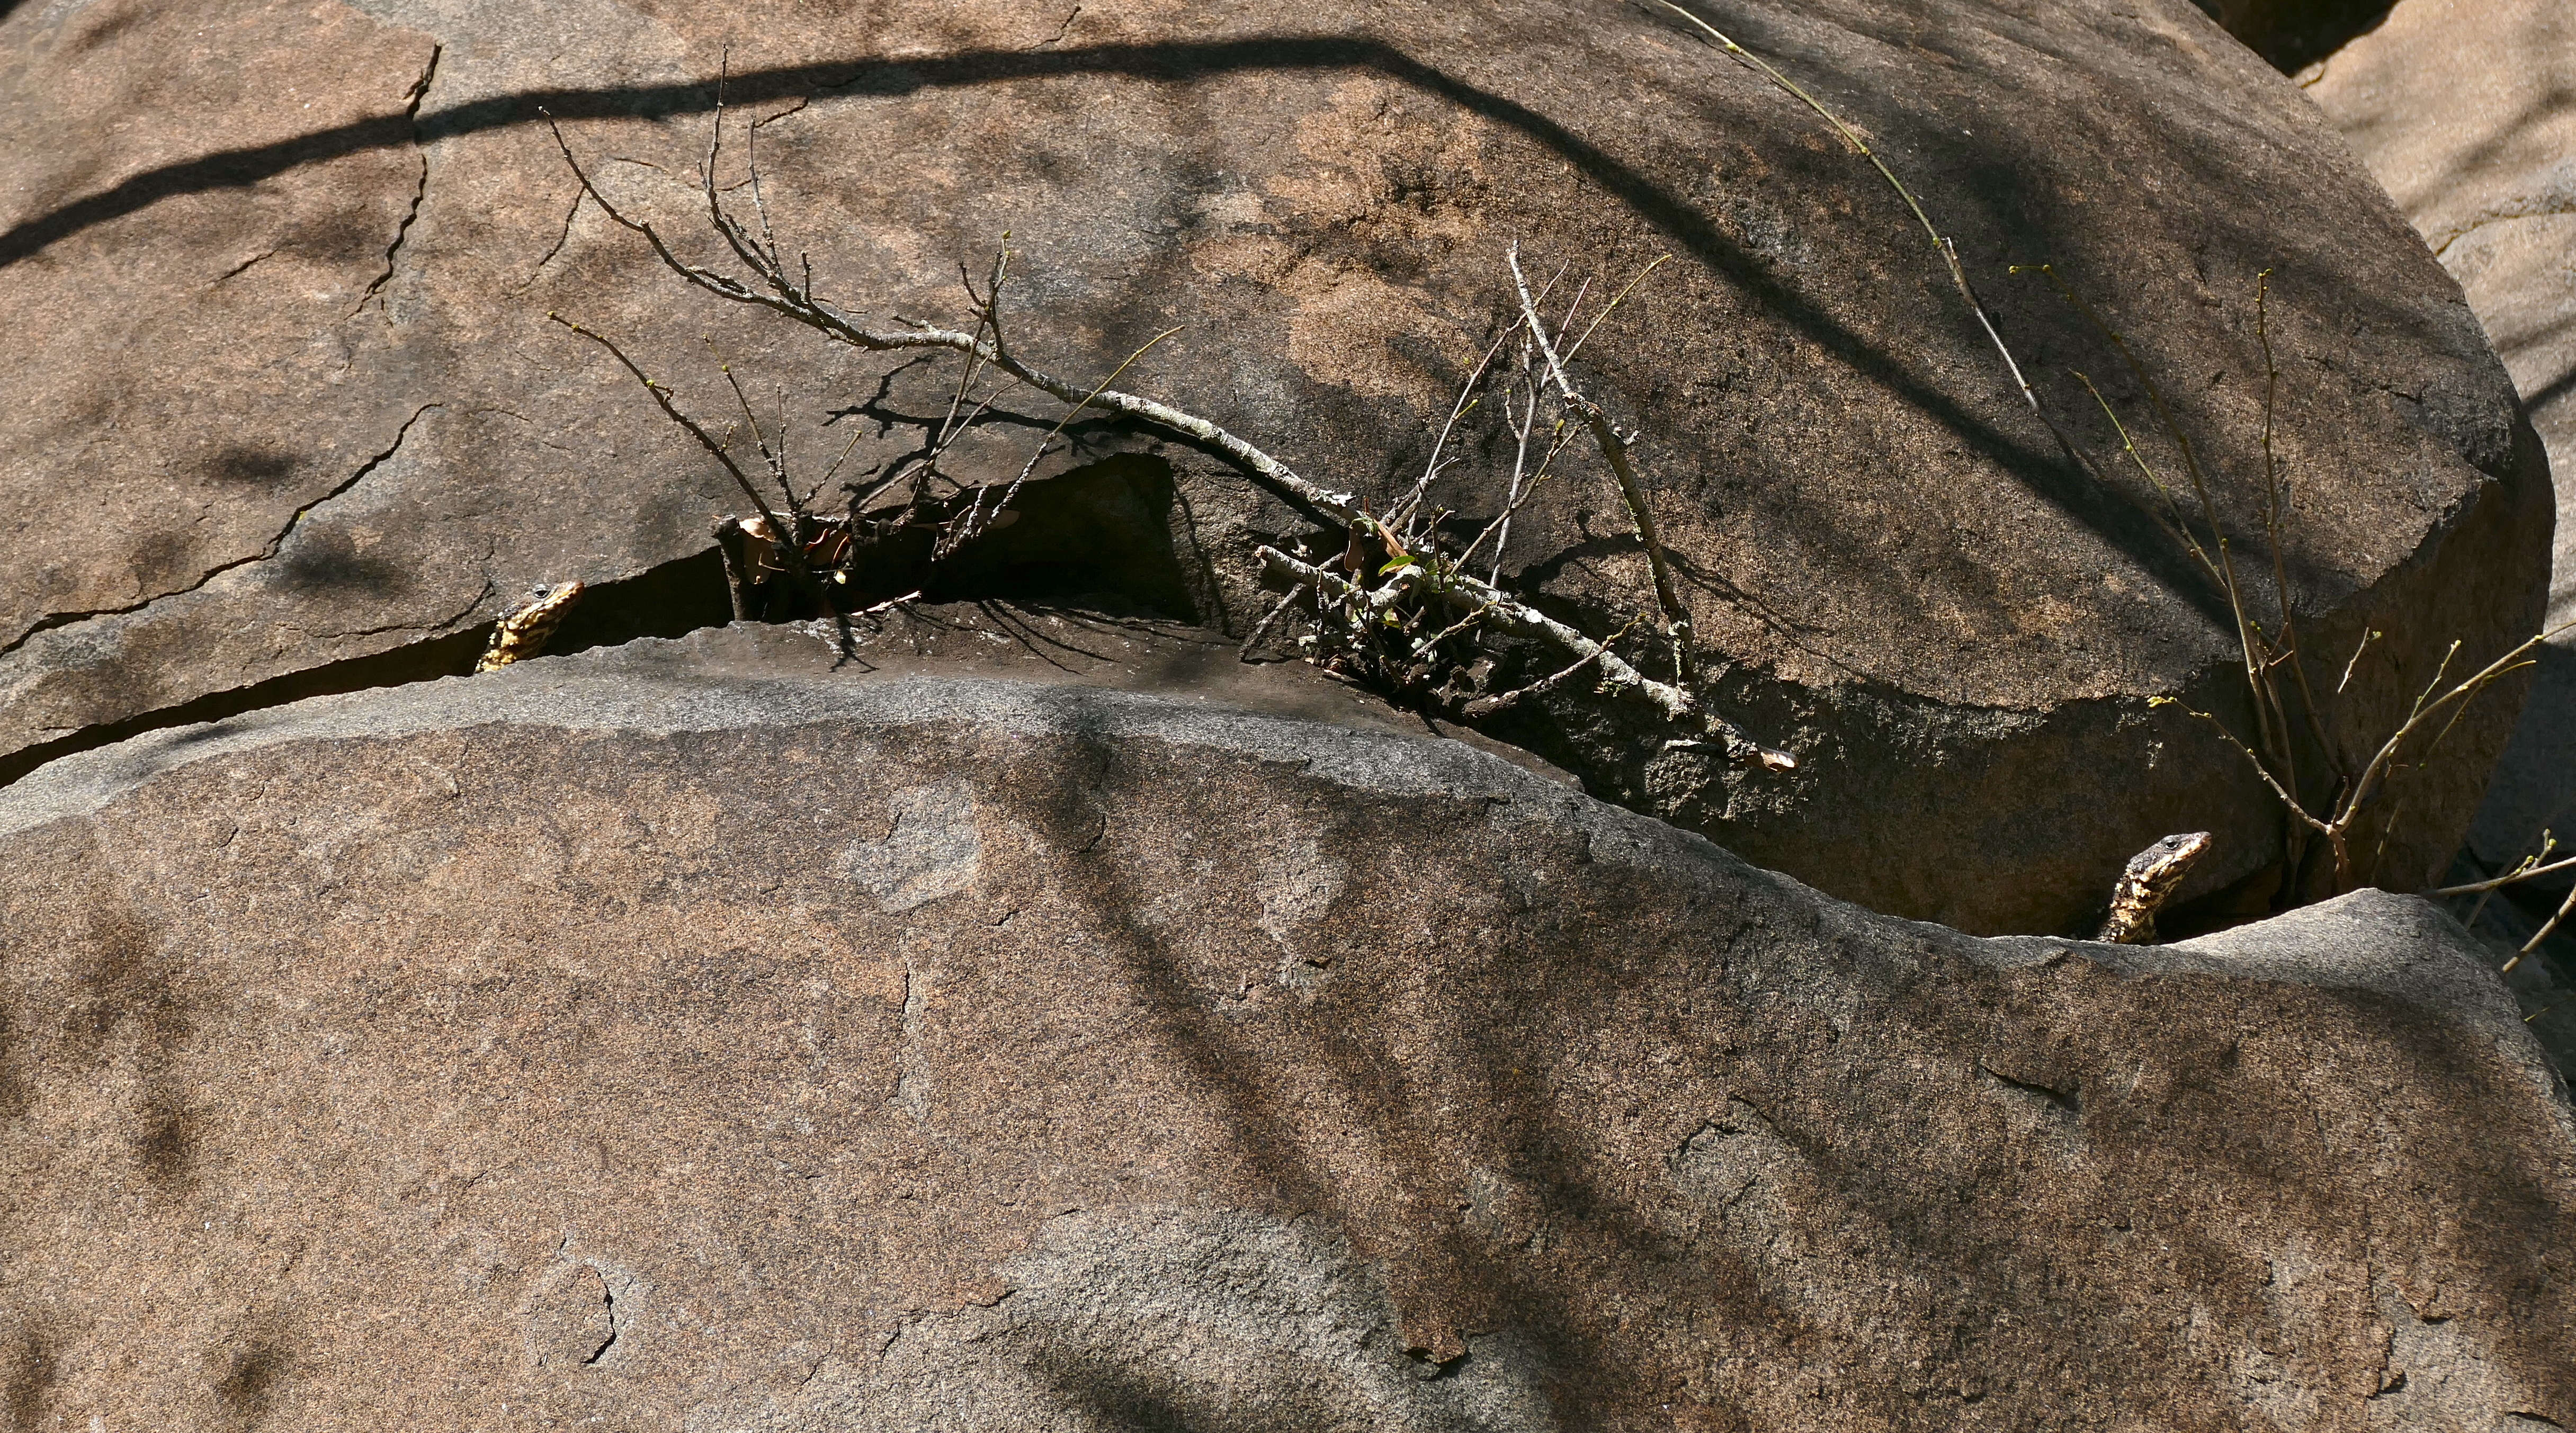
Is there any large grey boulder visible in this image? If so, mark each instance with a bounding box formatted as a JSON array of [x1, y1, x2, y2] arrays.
[[0, 0, 2547, 935], [2303, 0, 2576, 891], [1, 628, 2569, 1429]]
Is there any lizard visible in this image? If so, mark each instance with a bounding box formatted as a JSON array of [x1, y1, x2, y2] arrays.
[[474, 580, 586, 674], [2095, 830, 2213, 945]]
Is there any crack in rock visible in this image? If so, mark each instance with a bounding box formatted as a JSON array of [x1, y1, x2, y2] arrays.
[[212, 248, 276, 285], [276, 578, 495, 645], [514, 186, 586, 292], [582, 1280, 619, 1366], [0, 404, 444, 659], [353, 44, 442, 318]]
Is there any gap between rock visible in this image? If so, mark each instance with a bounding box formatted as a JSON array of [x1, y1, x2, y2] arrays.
[[0, 455, 1228, 793], [0, 546, 731, 792]]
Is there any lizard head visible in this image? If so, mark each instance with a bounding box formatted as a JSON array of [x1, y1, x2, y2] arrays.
[[514, 580, 587, 620], [2119, 830, 2213, 908], [474, 580, 589, 674]]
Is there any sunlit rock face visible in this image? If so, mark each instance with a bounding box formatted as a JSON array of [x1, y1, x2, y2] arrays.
[[2303, 0, 2576, 913], [0, 0, 2547, 935], [1, 631, 2569, 1429]]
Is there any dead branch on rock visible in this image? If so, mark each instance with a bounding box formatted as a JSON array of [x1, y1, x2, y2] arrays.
[[2155, 619, 2573, 898], [1648, 3, 2556, 909], [542, 76, 1796, 770], [542, 104, 1358, 520], [1509, 244, 1693, 685], [1240, 241, 1793, 766]]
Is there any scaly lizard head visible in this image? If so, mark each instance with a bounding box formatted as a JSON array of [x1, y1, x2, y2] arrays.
[[474, 580, 587, 673], [2117, 830, 2213, 909]]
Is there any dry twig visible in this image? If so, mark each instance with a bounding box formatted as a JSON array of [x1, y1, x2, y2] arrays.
[[1507, 243, 1693, 684], [2156, 617, 2575, 893], [544, 78, 1795, 769]]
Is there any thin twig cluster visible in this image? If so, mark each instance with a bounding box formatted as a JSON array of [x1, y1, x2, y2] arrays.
[[2428, 837, 2576, 972], [541, 73, 1795, 769], [1644, 0, 2568, 923], [2025, 265, 2574, 896], [1247, 242, 1769, 750]]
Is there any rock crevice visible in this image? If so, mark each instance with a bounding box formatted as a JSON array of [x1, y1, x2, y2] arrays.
[[0, 633, 2565, 1428]]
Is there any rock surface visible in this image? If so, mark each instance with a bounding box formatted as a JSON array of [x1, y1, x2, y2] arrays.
[[0, 0, 2549, 934], [1, 629, 2571, 1429], [2303, 0, 2576, 890]]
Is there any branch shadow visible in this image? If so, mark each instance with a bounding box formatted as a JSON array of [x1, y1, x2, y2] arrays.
[[0, 28, 2270, 632], [993, 720, 2576, 1421]]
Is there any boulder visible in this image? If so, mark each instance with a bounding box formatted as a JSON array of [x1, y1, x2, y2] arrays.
[[2302, 0, 2576, 894], [0, 0, 2548, 934], [1, 628, 2570, 1429]]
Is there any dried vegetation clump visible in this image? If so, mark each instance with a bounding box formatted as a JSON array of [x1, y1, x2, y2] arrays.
[[543, 11, 2560, 933]]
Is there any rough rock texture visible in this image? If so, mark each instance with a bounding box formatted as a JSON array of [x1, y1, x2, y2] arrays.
[[1, 629, 2571, 1429], [2304, 0, 2576, 888], [0, 0, 2549, 934]]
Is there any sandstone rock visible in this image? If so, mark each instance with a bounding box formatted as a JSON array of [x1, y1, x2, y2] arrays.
[[0, 629, 2569, 1428], [2302, 0, 2576, 903], [0, 0, 2547, 933]]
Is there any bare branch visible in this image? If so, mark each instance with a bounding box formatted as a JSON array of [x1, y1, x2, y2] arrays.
[[1564, 253, 1670, 361], [2427, 849, 2576, 898], [560, 119, 1363, 522], [2336, 623, 2572, 833], [2511, 882, 2576, 971], [1510, 243, 1695, 685], [1241, 577, 1312, 657], [1463, 615, 1645, 718], [1392, 325, 1514, 533], [946, 324, 1186, 558], [1257, 545, 1793, 769], [2336, 626, 2381, 694], [1645, 0, 2104, 487], [2148, 695, 2331, 836], [546, 311, 827, 613]]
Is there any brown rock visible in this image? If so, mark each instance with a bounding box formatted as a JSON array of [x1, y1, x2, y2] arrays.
[[0, 0, 2547, 933], [0, 629, 2569, 1428], [2303, 0, 2576, 887]]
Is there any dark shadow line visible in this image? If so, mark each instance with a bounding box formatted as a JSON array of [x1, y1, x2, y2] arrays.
[[0, 30, 2228, 626], [2525, 364, 2576, 418]]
